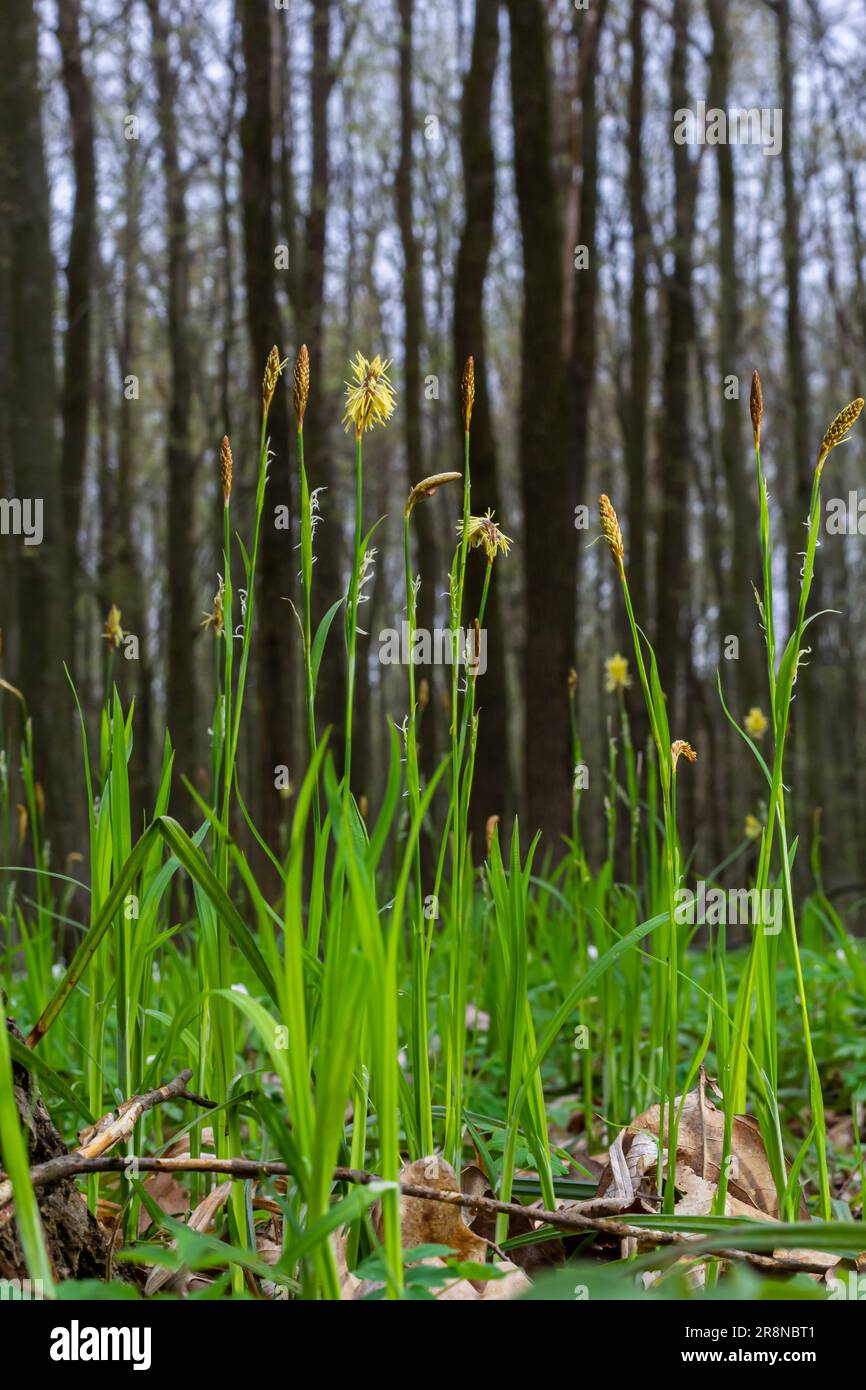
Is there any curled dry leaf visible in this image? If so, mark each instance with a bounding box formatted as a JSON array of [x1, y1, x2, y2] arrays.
[[597, 1082, 799, 1220], [382, 1156, 490, 1264]]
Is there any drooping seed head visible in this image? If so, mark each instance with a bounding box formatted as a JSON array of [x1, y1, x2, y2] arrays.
[[417, 677, 430, 712], [598, 494, 625, 576], [406, 470, 462, 517], [342, 351, 397, 436], [294, 344, 310, 429], [568, 667, 578, 695], [461, 356, 475, 433], [262, 345, 288, 413], [750, 371, 763, 451], [817, 397, 864, 472], [220, 435, 233, 505], [671, 739, 697, 772]]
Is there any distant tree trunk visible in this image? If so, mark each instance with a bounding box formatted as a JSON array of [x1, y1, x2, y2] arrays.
[[453, 0, 510, 840], [625, 0, 650, 615], [113, 35, 152, 815], [707, 0, 760, 711], [655, 0, 697, 734], [777, 0, 811, 628], [57, 0, 95, 616], [394, 0, 438, 782], [506, 0, 571, 849], [146, 0, 196, 788], [570, 0, 608, 692], [776, 0, 822, 823], [239, 0, 294, 849], [299, 0, 345, 770], [0, 0, 75, 861]]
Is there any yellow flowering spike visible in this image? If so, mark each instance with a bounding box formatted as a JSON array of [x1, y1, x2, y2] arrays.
[[459, 509, 512, 561], [103, 604, 124, 649], [671, 739, 697, 772], [342, 352, 397, 436], [604, 653, 631, 694], [744, 814, 762, 841], [744, 706, 768, 739]]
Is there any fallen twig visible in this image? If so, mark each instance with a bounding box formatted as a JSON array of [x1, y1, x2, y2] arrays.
[[0, 1069, 197, 1214], [0, 1152, 841, 1276]]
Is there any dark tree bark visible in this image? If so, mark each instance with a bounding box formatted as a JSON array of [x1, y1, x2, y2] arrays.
[[0, 1021, 113, 1282], [146, 0, 196, 787], [506, 0, 571, 848], [395, 0, 438, 784], [655, 0, 698, 735], [625, 0, 650, 615], [707, 0, 760, 710], [452, 0, 510, 838], [569, 0, 608, 701], [776, 0, 822, 824], [238, 0, 295, 848], [0, 0, 75, 861], [297, 0, 345, 767], [57, 0, 96, 582]]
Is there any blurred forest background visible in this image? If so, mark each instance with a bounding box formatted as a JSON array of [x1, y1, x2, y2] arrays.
[[1, 0, 865, 898]]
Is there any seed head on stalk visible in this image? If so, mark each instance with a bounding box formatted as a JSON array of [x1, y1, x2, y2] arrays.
[[461, 356, 475, 433], [598, 494, 625, 578], [262, 345, 288, 414], [671, 739, 697, 773], [294, 344, 310, 429], [750, 371, 763, 451], [220, 435, 233, 505], [816, 397, 864, 475], [406, 471, 462, 518]]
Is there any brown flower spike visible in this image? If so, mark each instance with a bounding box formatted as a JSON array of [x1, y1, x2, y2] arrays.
[[220, 435, 233, 505], [599, 494, 625, 576], [750, 371, 763, 451], [262, 345, 287, 413], [294, 344, 310, 429], [817, 397, 864, 473], [461, 356, 475, 433], [671, 739, 697, 772]]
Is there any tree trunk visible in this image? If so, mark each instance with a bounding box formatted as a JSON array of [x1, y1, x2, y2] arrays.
[[238, 0, 295, 850], [655, 0, 697, 736], [506, 0, 571, 850], [57, 0, 96, 595], [453, 0, 510, 840], [0, 0, 75, 862], [625, 0, 650, 616], [146, 0, 196, 788]]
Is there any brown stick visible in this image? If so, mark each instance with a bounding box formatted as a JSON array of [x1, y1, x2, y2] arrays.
[[0, 1070, 196, 1214], [1, 1153, 840, 1276]]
